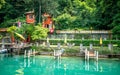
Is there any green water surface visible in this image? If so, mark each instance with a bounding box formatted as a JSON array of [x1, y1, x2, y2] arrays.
[[0, 54, 120, 75]]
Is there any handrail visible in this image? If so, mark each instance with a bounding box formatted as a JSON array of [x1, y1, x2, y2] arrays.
[[56, 30, 112, 34]]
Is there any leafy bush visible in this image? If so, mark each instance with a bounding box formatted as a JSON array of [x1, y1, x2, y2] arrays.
[[55, 13, 76, 30], [112, 25, 120, 39], [31, 24, 49, 40], [98, 49, 120, 55], [0, 34, 3, 39]]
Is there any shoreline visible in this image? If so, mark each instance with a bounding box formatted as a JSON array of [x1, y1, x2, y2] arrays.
[[39, 52, 120, 58], [0, 51, 120, 59]]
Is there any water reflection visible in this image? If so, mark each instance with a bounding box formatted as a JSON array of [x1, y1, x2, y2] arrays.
[[85, 60, 99, 71], [23, 57, 36, 68], [15, 68, 24, 75], [0, 54, 14, 60], [54, 59, 61, 69], [85, 60, 89, 71], [54, 58, 68, 75], [0, 55, 120, 75]]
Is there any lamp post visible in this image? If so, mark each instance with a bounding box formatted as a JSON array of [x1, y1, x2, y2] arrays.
[[90, 27, 93, 40], [64, 34, 67, 45], [89, 27, 93, 50]]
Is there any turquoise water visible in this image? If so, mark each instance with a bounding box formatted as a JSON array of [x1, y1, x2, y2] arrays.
[[0, 54, 120, 75]]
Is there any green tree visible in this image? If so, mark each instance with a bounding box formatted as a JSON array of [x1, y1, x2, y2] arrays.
[[112, 25, 120, 39], [16, 24, 34, 39], [31, 24, 48, 40], [0, 0, 5, 9], [94, 0, 120, 30], [7, 26, 25, 41], [55, 0, 96, 29], [55, 13, 76, 30], [0, 0, 26, 27], [7, 24, 48, 42], [7, 25, 17, 33], [1, 0, 120, 31]]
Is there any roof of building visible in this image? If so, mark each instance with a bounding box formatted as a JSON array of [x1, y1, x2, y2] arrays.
[[56, 30, 112, 34], [25, 11, 34, 14]]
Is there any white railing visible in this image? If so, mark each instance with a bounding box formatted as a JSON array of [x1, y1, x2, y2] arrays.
[[56, 30, 111, 34]]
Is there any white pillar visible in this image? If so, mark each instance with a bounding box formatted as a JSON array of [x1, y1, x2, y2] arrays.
[[108, 44, 112, 50], [33, 49, 35, 56], [80, 43, 83, 50], [57, 43, 61, 49], [28, 50, 30, 58], [89, 44, 93, 50], [85, 48, 87, 60], [96, 51, 98, 61], [24, 50, 26, 58], [54, 50, 56, 59], [87, 51, 89, 61], [31, 49, 32, 56], [94, 51, 96, 59]]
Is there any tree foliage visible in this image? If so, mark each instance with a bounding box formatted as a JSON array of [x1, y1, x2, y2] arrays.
[[0, 0, 120, 31], [55, 13, 76, 30], [0, 0, 5, 9], [94, 0, 120, 29], [7, 24, 48, 41], [112, 25, 120, 39], [31, 24, 48, 40], [7, 25, 17, 33]]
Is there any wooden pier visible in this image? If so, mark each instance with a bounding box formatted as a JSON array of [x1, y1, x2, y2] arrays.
[[54, 48, 64, 59], [85, 48, 98, 61]]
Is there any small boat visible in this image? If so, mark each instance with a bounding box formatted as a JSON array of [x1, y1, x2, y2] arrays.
[[0, 49, 7, 53]]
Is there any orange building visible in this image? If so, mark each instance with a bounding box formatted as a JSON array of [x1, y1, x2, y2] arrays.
[[42, 13, 54, 33], [25, 11, 35, 24]]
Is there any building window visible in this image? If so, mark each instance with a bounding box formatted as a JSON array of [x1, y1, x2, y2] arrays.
[[29, 14, 33, 19]]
